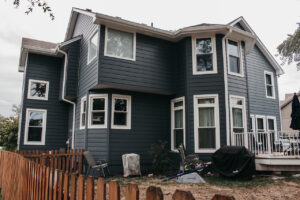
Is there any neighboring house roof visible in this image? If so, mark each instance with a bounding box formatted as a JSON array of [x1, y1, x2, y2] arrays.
[[280, 93, 300, 109]]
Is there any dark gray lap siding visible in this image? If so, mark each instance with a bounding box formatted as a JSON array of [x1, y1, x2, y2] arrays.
[[246, 45, 281, 130], [19, 54, 69, 150]]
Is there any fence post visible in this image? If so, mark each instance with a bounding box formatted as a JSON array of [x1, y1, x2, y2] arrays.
[[146, 186, 163, 200], [125, 183, 139, 200], [96, 178, 106, 200], [109, 181, 120, 200], [172, 189, 195, 200]]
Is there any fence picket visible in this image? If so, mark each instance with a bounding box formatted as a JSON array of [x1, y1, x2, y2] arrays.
[[63, 173, 69, 200], [86, 176, 94, 200], [109, 181, 120, 200], [146, 186, 163, 200], [125, 183, 139, 200], [96, 178, 106, 200], [77, 175, 84, 200], [70, 173, 76, 200]]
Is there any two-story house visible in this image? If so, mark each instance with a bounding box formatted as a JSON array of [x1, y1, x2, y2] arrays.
[[18, 8, 291, 172]]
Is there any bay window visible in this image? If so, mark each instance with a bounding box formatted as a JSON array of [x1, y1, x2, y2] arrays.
[[192, 36, 217, 75], [105, 27, 136, 61], [111, 94, 131, 129], [24, 108, 47, 145], [194, 94, 220, 153], [227, 40, 243, 76], [88, 94, 108, 128], [171, 97, 185, 151]]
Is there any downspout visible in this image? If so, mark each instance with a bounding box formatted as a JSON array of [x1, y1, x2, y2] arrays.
[[57, 48, 76, 149], [222, 28, 232, 145]]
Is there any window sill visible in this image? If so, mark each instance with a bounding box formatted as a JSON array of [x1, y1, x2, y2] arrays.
[[88, 125, 107, 129], [193, 70, 218, 75], [104, 53, 136, 61], [27, 96, 48, 101], [228, 71, 244, 78], [111, 125, 131, 130], [24, 142, 45, 145], [194, 149, 217, 153], [266, 96, 276, 99]]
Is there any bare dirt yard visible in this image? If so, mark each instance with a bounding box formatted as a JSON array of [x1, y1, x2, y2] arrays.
[[106, 174, 300, 200]]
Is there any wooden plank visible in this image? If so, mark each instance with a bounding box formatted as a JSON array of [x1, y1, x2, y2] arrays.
[[49, 169, 54, 200], [38, 165, 43, 200], [86, 176, 94, 200], [63, 173, 69, 200], [77, 175, 84, 200], [66, 149, 70, 172], [58, 149, 62, 170], [61, 149, 66, 171], [50, 150, 54, 169], [73, 149, 77, 173], [58, 171, 63, 200], [54, 150, 58, 170], [125, 183, 139, 200], [96, 178, 106, 200], [53, 169, 58, 200], [70, 173, 76, 200], [45, 167, 50, 200], [78, 149, 83, 174], [70, 149, 74, 173], [41, 166, 46, 200], [146, 186, 163, 200], [109, 181, 120, 200]]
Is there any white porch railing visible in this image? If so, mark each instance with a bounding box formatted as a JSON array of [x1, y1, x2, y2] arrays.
[[233, 131, 300, 157]]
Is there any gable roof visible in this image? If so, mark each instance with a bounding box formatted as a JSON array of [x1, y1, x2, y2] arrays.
[[228, 17, 284, 75]]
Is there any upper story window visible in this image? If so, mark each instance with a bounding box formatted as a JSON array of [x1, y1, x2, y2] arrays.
[[104, 27, 136, 61], [88, 94, 108, 129], [194, 94, 220, 153], [87, 31, 99, 64], [264, 71, 275, 99], [80, 96, 87, 130], [111, 94, 132, 129], [192, 36, 217, 75], [227, 40, 244, 77], [24, 108, 47, 145], [230, 95, 246, 134], [171, 97, 185, 151], [27, 79, 49, 101]]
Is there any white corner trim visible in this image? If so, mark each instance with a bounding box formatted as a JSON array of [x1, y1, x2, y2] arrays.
[[111, 94, 132, 130], [226, 39, 244, 77], [79, 96, 87, 130], [264, 70, 276, 99], [229, 95, 247, 146], [24, 108, 47, 145], [193, 94, 220, 153], [104, 26, 136, 61], [191, 35, 218, 75], [27, 79, 49, 101], [170, 96, 186, 152], [87, 29, 99, 65], [88, 94, 108, 129]]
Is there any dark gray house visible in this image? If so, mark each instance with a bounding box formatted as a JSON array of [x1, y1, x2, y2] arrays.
[[17, 8, 286, 172]]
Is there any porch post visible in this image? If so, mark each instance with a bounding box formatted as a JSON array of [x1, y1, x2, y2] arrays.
[[267, 132, 272, 155]]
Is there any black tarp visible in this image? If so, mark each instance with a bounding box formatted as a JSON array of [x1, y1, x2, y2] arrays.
[[290, 94, 300, 130], [212, 146, 255, 180]]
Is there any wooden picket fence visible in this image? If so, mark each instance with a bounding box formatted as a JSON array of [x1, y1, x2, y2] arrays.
[[0, 150, 234, 200], [16, 149, 84, 174]]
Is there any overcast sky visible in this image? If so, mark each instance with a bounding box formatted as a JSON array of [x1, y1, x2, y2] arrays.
[[0, 0, 299, 117]]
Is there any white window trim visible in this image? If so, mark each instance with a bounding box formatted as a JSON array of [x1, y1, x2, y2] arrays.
[[24, 108, 47, 145], [79, 96, 87, 130], [111, 94, 132, 129], [255, 115, 266, 132], [171, 97, 186, 152], [88, 94, 108, 129], [87, 30, 99, 65], [227, 39, 244, 77], [194, 94, 220, 153], [104, 27, 136, 61], [230, 95, 247, 135], [264, 71, 276, 99], [250, 114, 255, 132], [27, 79, 49, 101], [192, 35, 218, 75]]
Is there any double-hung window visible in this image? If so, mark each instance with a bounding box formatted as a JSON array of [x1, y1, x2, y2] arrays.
[[171, 97, 185, 151], [111, 94, 131, 129], [87, 31, 99, 64], [88, 94, 108, 128], [24, 109, 47, 145], [267, 116, 277, 133], [80, 96, 87, 129], [264, 71, 275, 99], [227, 40, 243, 76], [256, 115, 266, 132], [27, 79, 49, 100], [105, 27, 136, 61], [192, 36, 217, 75], [194, 94, 220, 153], [230, 96, 246, 134]]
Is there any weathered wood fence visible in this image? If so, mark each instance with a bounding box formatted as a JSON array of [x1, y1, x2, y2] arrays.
[[0, 151, 234, 200], [16, 149, 84, 174]]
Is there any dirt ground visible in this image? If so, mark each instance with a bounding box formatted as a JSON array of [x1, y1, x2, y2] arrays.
[[106, 174, 300, 200]]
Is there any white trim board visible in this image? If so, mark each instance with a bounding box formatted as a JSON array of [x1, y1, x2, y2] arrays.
[[79, 96, 87, 130]]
